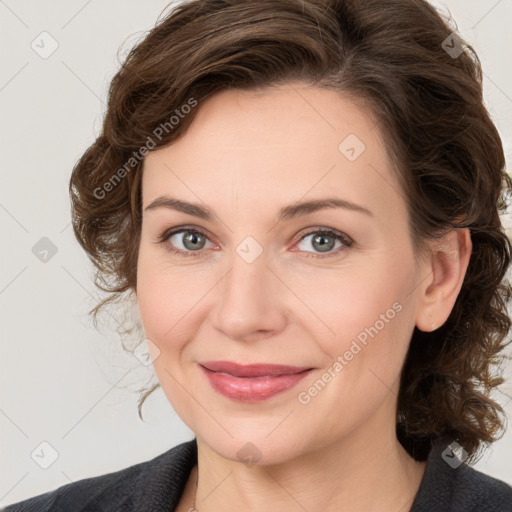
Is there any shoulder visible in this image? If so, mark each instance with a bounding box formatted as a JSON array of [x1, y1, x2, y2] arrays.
[[450, 462, 512, 511], [411, 442, 512, 512], [2, 438, 197, 512]]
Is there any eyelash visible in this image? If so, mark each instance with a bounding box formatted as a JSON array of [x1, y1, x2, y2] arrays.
[[156, 225, 353, 259]]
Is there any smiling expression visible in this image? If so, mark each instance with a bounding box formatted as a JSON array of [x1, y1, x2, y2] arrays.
[[135, 83, 427, 463]]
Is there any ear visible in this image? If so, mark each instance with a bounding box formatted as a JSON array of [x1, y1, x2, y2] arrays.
[[415, 228, 472, 332]]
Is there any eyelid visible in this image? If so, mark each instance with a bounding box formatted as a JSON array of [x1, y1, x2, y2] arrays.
[[290, 227, 353, 258], [156, 225, 215, 245], [155, 225, 216, 258], [294, 226, 353, 246], [156, 224, 353, 258]]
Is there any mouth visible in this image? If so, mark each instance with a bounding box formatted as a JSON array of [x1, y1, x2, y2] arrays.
[[198, 361, 314, 402], [199, 360, 313, 377]]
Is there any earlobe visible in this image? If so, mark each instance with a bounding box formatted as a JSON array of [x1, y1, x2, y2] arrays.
[[415, 228, 472, 332]]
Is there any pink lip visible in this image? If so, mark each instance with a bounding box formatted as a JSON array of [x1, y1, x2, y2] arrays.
[[200, 361, 312, 377], [199, 361, 313, 402]]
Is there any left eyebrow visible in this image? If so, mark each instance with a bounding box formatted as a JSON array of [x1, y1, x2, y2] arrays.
[[277, 198, 373, 221]]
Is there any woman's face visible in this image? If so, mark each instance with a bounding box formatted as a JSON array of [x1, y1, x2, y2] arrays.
[[136, 83, 427, 464]]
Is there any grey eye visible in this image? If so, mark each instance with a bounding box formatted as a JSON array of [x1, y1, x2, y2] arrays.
[[297, 232, 343, 254], [170, 230, 209, 251]]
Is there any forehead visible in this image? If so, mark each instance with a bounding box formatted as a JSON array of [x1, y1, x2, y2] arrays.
[[141, 84, 403, 218]]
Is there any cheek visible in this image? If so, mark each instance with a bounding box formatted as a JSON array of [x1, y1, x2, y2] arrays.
[[294, 261, 415, 395], [136, 247, 179, 342], [136, 248, 212, 352], [290, 263, 405, 341], [136, 258, 198, 412], [136, 269, 171, 340]]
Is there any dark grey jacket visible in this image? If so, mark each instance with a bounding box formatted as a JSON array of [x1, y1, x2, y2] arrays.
[[3, 438, 512, 511]]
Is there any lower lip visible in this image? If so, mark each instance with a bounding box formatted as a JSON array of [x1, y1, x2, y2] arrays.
[[199, 366, 313, 402]]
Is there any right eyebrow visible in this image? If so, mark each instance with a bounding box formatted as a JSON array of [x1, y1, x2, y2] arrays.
[[144, 196, 214, 220]]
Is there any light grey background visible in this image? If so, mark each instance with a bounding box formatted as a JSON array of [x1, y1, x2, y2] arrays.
[[1, 0, 511, 507]]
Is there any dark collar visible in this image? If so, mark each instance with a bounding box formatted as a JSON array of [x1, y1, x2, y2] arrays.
[[132, 437, 198, 511]]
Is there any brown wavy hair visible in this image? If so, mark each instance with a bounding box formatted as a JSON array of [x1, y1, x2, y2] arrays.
[[69, 0, 512, 462]]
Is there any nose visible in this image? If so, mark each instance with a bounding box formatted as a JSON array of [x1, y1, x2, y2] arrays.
[[212, 250, 288, 342]]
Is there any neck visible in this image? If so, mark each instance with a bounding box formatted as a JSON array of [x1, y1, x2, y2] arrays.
[[189, 418, 426, 512]]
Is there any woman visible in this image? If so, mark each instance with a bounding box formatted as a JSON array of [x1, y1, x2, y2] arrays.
[[5, 0, 512, 510]]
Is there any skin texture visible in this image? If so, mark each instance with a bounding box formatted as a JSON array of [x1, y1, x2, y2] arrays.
[[136, 82, 472, 512]]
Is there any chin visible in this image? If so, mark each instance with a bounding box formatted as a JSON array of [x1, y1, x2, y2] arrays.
[[195, 424, 313, 467]]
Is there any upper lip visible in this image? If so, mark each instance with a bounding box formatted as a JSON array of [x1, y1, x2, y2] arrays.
[[200, 361, 313, 378]]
